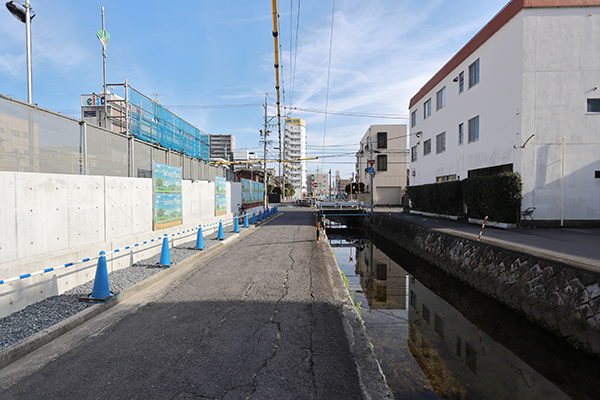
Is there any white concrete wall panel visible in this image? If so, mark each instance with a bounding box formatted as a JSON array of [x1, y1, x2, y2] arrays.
[[0, 172, 17, 263], [67, 175, 105, 249], [16, 173, 71, 259]]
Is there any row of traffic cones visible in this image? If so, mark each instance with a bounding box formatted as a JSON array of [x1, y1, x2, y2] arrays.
[[80, 207, 280, 304]]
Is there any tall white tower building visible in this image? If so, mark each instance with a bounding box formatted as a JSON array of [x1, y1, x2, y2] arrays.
[[283, 118, 307, 198]]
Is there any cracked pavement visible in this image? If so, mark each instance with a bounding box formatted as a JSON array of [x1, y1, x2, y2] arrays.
[[0, 207, 390, 399]]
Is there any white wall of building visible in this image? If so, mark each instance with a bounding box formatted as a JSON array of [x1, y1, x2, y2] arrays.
[[0, 171, 251, 318], [409, 4, 600, 224], [358, 125, 408, 206], [283, 119, 307, 198]]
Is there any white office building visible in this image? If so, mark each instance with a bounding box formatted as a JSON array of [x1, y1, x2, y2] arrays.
[[210, 134, 236, 161], [408, 0, 600, 226], [283, 118, 307, 198]]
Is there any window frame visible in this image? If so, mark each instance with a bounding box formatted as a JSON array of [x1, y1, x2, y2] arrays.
[[411, 145, 418, 162], [436, 87, 446, 111], [377, 154, 387, 171], [468, 116, 479, 143], [458, 123, 464, 145], [458, 71, 464, 93], [423, 139, 432, 155], [377, 132, 387, 149], [468, 59, 480, 88], [436, 132, 446, 154], [588, 98, 600, 113], [411, 110, 418, 127], [424, 98, 432, 119]]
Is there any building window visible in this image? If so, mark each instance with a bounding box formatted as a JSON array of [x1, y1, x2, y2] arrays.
[[436, 132, 446, 154], [377, 132, 387, 149], [424, 139, 431, 155], [588, 99, 600, 113], [459, 71, 464, 93], [411, 145, 418, 162], [377, 154, 387, 171], [411, 110, 418, 127], [424, 98, 432, 119], [468, 116, 479, 142], [11, 129, 19, 137], [469, 59, 480, 88], [84, 110, 97, 117], [458, 123, 464, 145], [436, 174, 457, 182], [436, 87, 446, 111]]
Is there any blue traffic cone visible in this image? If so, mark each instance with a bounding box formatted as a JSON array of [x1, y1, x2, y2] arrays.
[[275, 206, 278, 214], [157, 234, 173, 267], [252, 213, 256, 224], [267, 207, 271, 217], [79, 251, 120, 303], [233, 217, 240, 233], [244, 214, 249, 228], [257, 210, 262, 221], [217, 221, 224, 240], [195, 226, 205, 250]]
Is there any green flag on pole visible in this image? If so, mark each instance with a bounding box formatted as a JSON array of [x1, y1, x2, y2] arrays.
[[97, 29, 110, 58]]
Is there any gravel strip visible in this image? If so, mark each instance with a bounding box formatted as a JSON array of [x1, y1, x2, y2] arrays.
[[0, 227, 242, 351]]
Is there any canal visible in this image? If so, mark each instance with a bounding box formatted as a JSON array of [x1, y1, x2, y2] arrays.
[[327, 229, 600, 400]]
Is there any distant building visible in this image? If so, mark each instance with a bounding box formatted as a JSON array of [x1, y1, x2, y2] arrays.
[[357, 125, 408, 206], [307, 173, 329, 199], [408, 0, 600, 226], [283, 118, 307, 198], [81, 93, 126, 133], [232, 149, 260, 171], [210, 134, 236, 161]]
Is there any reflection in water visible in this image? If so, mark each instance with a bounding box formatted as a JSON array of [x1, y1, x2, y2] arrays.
[[329, 233, 600, 400]]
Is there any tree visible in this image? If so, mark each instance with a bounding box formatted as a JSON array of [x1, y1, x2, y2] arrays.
[[285, 182, 295, 197], [155, 177, 164, 188], [156, 207, 165, 218]]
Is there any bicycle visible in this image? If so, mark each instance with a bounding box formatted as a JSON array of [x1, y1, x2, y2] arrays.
[[519, 207, 536, 229], [237, 204, 246, 217]]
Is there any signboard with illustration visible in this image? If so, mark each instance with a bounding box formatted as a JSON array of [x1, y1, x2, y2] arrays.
[[153, 163, 183, 230], [215, 176, 227, 216]]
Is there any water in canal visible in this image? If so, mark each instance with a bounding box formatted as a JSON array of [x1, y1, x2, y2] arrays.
[[328, 229, 600, 400]]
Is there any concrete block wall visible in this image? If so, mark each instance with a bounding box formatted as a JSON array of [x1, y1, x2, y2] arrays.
[[0, 172, 256, 318], [367, 214, 600, 359]]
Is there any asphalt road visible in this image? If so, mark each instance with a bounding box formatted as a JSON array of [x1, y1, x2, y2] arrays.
[[0, 207, 390, 399]]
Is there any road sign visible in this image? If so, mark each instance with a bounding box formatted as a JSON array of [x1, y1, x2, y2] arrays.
[[367, 166, 375, 175], [313, 182, 318, 188], [368, 160, 375, 167]]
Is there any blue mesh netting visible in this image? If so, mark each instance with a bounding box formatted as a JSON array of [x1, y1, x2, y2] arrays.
[[128, 88, 209, 160]]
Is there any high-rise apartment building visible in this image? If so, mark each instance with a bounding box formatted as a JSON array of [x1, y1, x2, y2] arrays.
[[210, 134, 236, 161], [283, 118, 307, 198]]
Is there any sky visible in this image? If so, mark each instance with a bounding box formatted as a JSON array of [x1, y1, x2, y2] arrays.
[[0, 0, 510, 180]]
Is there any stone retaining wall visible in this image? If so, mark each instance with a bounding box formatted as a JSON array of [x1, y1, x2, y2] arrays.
[[366, 214, 600, 358]]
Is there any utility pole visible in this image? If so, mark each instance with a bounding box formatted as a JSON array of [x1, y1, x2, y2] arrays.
[[100, 7, 108, 129], [369, 134, 374, 213], [262, 94, 269, 208]]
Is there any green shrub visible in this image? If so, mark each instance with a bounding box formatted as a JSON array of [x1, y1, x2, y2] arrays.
[[407, 173, 522, 223]]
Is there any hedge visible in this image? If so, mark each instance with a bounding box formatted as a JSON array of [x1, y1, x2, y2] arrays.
[[406, 172, 522, 223]]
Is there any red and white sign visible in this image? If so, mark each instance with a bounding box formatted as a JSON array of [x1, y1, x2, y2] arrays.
[[368, 160, 375, 167], [313, 182, 318, 188]]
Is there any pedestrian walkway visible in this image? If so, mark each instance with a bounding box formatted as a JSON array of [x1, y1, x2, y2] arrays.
[[373, 208, 600, 271], [0, 207, 391, 399]]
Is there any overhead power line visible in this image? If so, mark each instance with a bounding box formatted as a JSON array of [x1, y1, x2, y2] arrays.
[[280, 106, 408, 119]]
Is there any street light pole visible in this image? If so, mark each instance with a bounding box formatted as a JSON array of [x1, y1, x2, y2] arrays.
[[24, 0, 32, 103]]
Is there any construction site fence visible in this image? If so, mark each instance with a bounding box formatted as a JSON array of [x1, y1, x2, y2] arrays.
[[0, 95, 234, 182]]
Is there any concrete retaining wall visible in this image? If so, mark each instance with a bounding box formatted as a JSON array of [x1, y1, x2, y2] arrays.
[[0, 171, 259, 318], [366, 214, 600, 358]]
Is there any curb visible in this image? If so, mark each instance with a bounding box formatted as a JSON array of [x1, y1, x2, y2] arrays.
[[319, 238, 393, 399], [0, 214, 281, 369]]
